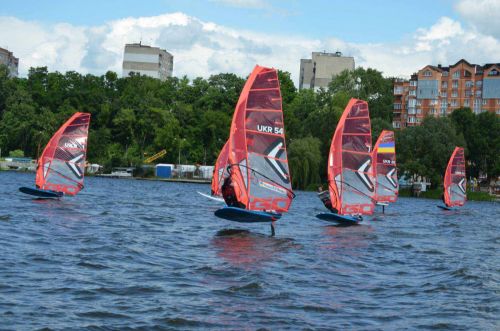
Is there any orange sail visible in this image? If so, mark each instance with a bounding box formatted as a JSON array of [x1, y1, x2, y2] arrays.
[[444, 147, 466, 207], [328, 98, 375, 215], [35, 112, 91, 196], [372, 130, 398, 203], [225, 65, 294, 212], [211, 141, 229, 196]]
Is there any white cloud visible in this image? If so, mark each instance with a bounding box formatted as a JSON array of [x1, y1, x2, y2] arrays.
[[210, 0, 270, 9], [0, 12, 499, 85], [455, 0, 500, 39]]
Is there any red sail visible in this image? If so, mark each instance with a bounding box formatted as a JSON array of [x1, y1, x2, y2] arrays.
[[444, 147, 466, 207], [226, 65, 294, 212], [328, 98, 375, 215], [211, 141, 229, 196], [35, 112, 91, 196], [372, 130, 398, 203]]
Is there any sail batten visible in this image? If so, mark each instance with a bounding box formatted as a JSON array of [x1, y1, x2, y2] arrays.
[[35, 112, 91, 196], [373, 130, 398, 203], [444, 147, 466, 207], [328, 99, 375, 216]]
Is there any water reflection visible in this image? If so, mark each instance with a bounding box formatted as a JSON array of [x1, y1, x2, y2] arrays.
[[321, 224, 374, 251], [212, 229, 295, 268]]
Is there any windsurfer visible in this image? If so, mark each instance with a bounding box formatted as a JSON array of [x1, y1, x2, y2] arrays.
[[318, 186, 338, 214], [221, 175, 245, 209]]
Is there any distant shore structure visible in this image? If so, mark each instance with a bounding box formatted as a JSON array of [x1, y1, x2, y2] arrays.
[[0, 47, 19, 78], [393, 59, 500, 129], [299, 51, 355, 91], [122, 42, 173, 81]]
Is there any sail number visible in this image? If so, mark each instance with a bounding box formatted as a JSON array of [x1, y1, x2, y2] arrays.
[[257, 125, 283, 135]]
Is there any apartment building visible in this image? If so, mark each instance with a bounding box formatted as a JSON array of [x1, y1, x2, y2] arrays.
[[393, 59, 500, 128], [299, 51, 355, 90], [122, 43, 173, 81], [0, 47, 19, 78]]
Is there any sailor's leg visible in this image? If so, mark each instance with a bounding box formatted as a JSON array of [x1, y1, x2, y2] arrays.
[[270, 221, 276, 237]]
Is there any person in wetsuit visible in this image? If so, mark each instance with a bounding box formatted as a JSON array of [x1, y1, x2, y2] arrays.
[[221, 175, 245, 209], [318, 185, 338, 213]]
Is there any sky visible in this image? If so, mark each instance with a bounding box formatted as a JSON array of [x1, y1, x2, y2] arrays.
[[1, 0, 500, 85]]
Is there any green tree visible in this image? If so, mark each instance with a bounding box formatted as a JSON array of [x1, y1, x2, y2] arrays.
[[288, 137, 322, 190]]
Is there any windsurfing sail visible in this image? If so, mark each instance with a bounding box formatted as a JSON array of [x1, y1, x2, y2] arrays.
[[226, 65, 294, 212], [444, 147, 466, 207], [372, 130, 398, 203], [327, 98, 375, 216], [211, 140, 229, 196], [35, 112, 91, 196]]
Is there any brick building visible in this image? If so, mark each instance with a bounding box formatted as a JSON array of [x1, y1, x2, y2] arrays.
[[393, 59, 500, 128]]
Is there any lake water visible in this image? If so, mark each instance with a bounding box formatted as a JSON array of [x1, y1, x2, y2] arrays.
[[0, 171, 498, 330]]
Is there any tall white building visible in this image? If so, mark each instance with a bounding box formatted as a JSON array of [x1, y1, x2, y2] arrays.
[[122, 43, 173, 81], [0, 47, 19, 78], [299, 51, 354, 90]]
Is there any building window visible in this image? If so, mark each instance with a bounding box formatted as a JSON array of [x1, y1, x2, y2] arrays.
[[474, 98, 481, 106], [464, 70, 472, 77], [464, 99, 470, 107], [424, 70, 432, 77], [451, 99, 458, 107], [452, 80, 459, 88], [488, 69, 499, 76], [452, 71, 460, 78], [496, 109, 500, 115], [441, 100, 448, 107], [476, 90, 482, 97], [442, 82, 448, 88], [441, 91, 447, 97], [483, 99, 487, 105], [394, 103, 402, 110], [410, 80, 417, 86], [409, 90, 416, 96], [476, 80, 482, 87], [465, 80, 473, 87], [443, 71, 449, 76], [497, 99, 500, 105], [416, 100, 422, 106], [452, 91, 458, 97]]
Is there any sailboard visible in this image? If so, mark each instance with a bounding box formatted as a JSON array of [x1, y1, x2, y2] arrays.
[[19, 112, 91, 198], [197, 191, 225, 203], [372, 130, 398, 211], [316, 98, 375, 225], [438, 147, 466, 210], [214, 65, 295, 227]]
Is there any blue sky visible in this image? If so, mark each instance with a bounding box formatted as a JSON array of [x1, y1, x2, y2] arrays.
[[0, 0, 499, 84], [1, 0, 456, 42]]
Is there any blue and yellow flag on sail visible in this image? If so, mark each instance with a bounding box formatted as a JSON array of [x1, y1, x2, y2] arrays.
[[378, 142, 395, 153]]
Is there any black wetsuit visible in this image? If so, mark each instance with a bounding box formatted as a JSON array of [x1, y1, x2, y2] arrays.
[[221, 177, 245, 209], [318, 190, 338, 213]]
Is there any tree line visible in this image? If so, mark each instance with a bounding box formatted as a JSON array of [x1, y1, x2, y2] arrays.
[[0, 65, 498, 190]]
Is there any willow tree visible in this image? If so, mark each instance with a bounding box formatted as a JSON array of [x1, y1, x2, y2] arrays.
[[288, 137, 322, 190]]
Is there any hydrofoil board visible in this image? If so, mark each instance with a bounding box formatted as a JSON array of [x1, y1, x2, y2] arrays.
[[215, 207, 281, 223], [316, 212, 362, 225], [19, 187, 63, 198]]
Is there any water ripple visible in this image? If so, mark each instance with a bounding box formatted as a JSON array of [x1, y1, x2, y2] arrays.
[[0, 172, 498, 330]]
